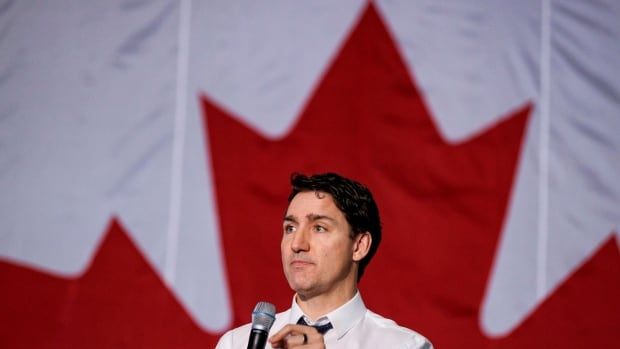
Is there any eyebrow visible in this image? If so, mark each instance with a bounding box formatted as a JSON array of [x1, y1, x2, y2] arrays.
[[283, 213, 336, 223], [283, 215, 298, 223], [306, 214, 336, 223]]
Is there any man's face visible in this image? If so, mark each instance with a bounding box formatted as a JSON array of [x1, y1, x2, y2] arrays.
[[281, 191, 365, 299]]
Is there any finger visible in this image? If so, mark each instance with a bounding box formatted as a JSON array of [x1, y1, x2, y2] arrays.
[[269, 324, 312, 343], [270, 333, 306, 348], [270, 324, 325, 348], [284, 333, 307, 348]]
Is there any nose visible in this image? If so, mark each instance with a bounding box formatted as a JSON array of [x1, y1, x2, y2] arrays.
[[290, 227, 310, 253]]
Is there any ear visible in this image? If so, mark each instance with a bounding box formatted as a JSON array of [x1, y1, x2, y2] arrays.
[[352, 232, 371, 262]]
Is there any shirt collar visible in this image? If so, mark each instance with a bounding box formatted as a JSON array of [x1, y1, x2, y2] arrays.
[[288, 290, 367, 339]]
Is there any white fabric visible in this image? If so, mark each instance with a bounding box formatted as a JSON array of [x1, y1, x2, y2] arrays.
[[215, 292, 432, 349], [2, 0, 618, 335]]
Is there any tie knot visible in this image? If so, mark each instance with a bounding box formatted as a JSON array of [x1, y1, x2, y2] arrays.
[[297, 316, 333, 335]]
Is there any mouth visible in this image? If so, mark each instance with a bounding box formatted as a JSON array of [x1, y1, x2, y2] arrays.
[[290, 260, 313, 268]]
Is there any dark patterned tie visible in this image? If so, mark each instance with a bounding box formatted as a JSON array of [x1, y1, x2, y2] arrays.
[[297, 316, 333, 335]]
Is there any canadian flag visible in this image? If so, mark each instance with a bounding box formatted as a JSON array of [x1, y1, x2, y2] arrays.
[[0, 1, 618, 348]]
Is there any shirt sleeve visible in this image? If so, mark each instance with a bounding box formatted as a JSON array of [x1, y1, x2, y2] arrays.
[[215, 330, 232, 349], [402, 333, 433, 349]]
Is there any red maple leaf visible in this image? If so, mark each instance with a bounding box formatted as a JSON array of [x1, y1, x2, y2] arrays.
[[203, 3, 620, 348], [0, 219, 221, 348], [1, 3, 618, 349]]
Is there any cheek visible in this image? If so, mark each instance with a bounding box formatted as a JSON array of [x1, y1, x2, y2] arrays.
[[280, 234, 290, 250], [321, 243, 352, 265], [280, 239, 289, 259]]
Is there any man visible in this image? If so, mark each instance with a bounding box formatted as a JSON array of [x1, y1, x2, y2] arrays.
[[216, 173, 433, 349]]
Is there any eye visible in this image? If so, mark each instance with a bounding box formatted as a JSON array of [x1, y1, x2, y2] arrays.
[[313, 225, 327, 233], [284, 224, 296, 234]]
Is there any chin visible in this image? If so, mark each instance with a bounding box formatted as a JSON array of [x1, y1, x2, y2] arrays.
[[288, 278, 315, 295], [293, 282, 324, 299], [289, 280, 311, 292], [295, 288, 318, 300]]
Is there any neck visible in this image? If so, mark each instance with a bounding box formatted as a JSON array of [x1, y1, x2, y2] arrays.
[[295, 283, 357, 320]]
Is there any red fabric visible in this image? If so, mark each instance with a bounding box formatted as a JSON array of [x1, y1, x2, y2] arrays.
[[0, 220, 218, 348], [1, 4, 618, 348]]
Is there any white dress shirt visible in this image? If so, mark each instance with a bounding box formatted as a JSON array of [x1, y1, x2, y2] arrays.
[[215, 291, 433, 349]]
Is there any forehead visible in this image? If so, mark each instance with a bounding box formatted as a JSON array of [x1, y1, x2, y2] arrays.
[[285, 191, 343, 217]]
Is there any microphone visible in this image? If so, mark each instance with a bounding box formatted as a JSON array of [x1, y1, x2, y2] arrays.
[[247, 301, 276, 349]]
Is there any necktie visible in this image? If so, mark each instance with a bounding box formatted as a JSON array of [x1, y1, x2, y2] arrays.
[[297, 316, 333, 335]]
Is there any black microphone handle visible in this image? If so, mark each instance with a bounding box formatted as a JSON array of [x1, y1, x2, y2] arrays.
[[247, 328, 268, 349]]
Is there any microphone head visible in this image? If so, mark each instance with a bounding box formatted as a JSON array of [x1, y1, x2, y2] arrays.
[[251, 302, 276, 332]]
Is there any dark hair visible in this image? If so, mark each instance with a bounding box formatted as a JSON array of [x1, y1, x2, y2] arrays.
[[288, 172, 382, 281]]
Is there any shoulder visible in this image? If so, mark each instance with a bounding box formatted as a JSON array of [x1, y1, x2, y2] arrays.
[[215, 309, 292, 349], [363, 309, 433, 349], [215, 323, 252, 349]]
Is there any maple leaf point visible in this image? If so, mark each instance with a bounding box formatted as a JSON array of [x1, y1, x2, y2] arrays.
[[202, 3, 620, 348]]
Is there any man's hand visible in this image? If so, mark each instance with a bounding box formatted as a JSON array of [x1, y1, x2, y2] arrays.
[[269, 324, 325, 349]]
